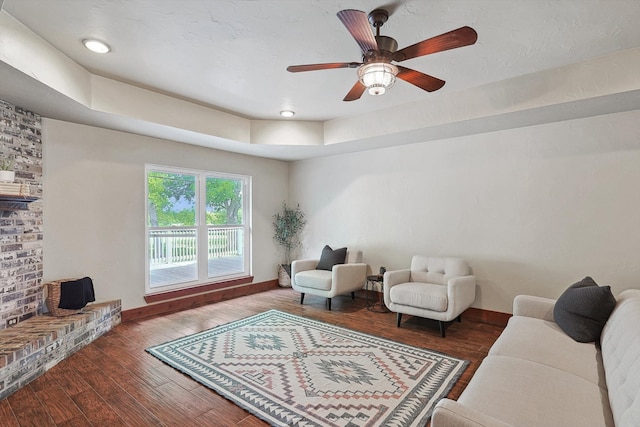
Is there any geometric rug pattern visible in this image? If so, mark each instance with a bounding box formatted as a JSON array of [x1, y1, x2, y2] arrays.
[[146, 310, 468, 427]]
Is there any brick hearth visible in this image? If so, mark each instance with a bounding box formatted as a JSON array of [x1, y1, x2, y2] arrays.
[[0, 300, 121, 400]]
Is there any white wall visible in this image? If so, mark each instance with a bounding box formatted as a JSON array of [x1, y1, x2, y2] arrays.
[[42, 119, 288, 310], [41, 110, 640, 315], [290, 110, 640, 313]]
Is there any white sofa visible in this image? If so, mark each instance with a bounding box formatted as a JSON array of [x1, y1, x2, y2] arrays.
[[432, 289, 640, 427], [291, 250, 367, 310]]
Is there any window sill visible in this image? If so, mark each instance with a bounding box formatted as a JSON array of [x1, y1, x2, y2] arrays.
[[144, 276, 254, 304]]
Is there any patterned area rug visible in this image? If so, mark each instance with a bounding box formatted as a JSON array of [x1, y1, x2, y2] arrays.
[[146, 310, 468, 427]]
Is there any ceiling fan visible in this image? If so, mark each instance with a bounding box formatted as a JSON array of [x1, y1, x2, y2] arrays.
[[287, 8, 478, 101]]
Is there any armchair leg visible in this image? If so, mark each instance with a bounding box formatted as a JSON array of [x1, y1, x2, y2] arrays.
[[457, 315, 462, 323], [300, 293, 305, 305], [351, 291, 355, 300], [396, 313, 402, 327], [439, 321, 446, 338], [327, 298, 332, 311]]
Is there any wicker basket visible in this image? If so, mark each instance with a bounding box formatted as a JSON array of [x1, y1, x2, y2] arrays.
[[44, 279, 82, 317]]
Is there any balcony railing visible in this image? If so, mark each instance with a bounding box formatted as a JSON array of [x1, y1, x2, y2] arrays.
[[149, 227, 243, 267]]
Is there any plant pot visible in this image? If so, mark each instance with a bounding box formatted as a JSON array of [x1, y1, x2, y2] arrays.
[[0, 170, 15, 183], [278, 264, 292, 288]]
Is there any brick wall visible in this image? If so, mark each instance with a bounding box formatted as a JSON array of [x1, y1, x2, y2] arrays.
[[0, 100, 44, 330]]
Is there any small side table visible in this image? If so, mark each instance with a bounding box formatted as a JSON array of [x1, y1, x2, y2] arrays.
[[365, 275, 389, 312]]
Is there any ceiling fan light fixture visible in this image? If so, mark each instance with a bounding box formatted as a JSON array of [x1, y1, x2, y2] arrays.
[[358, 62, 398, 96]]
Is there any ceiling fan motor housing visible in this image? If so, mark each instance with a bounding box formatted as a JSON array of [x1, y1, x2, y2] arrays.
[[367, 36, 398, 62]]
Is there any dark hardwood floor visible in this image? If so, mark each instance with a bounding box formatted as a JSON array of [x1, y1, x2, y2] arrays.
[[1, 287, 505, 426]]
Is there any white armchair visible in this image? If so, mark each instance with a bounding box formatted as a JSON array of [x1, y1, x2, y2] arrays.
[[383, 256, 476, 337], [292, 249, 367, 311]]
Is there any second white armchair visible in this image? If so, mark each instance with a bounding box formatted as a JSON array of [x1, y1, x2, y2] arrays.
[[383, 256, 476, 337]]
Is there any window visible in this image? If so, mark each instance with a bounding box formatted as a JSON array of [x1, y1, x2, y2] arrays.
[[145, 165, 251, 295]]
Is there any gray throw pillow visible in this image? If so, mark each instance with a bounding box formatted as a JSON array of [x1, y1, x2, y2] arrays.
[[553, 276, 616, 343], [316, 245, 347, 271]]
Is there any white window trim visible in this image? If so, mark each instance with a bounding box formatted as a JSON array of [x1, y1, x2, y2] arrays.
[[144, 164, 252, 296]]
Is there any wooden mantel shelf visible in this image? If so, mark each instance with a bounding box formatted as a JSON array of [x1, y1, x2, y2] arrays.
[[0, 195, 40, 210]]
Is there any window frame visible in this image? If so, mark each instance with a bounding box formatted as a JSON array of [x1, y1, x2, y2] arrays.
[[144, 164, 252, 296]]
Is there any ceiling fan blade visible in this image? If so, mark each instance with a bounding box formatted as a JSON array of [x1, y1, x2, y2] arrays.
[[287, 62, 361, 72], [343, 81, 366, 101], [337, 9, 378, 54], [396, 66, 445, 92], [393, 26, 478, 62]]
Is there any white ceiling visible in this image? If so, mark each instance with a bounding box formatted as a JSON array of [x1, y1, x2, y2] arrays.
[[1, 0, 640, 160]]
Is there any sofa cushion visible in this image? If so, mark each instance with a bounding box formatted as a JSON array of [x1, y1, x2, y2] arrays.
[[427, 257, 446, 273], [294, 270, 332, 291], [600, 290, 640, 427], [489, 315, 606, 387], [389, 282, 448, 312], [553, 276, 616, 343], [458, 355, 614, 427], [411, 270, 445, 285], [316, 245, 347, 271], [344, 250, 363, 264], [410, 256, 469, 277]]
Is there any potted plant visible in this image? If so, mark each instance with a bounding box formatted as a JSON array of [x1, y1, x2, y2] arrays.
[[0, 156, 15, 183], [273, 202, 306, 287]]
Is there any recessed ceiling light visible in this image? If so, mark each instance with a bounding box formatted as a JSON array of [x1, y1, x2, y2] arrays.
[[280, 110, 295, 118], [82, 39, 111, 54]]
